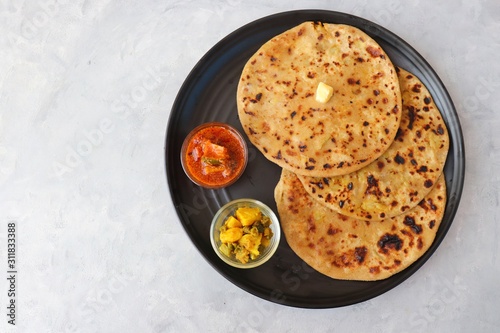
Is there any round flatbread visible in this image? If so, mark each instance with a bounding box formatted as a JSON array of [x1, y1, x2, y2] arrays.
[[275, 169, 447, 281], [237, 21, 402, 177], [297, 67, 449, 221]]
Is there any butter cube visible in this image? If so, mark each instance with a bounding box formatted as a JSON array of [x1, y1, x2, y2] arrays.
[[315, 82, 333, 103]]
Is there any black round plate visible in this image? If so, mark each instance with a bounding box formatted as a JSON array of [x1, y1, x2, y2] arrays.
[[165, 10, 465, 308]]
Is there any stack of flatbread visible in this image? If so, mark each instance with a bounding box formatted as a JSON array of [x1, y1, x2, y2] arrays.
[[237, 22, 449, 281]]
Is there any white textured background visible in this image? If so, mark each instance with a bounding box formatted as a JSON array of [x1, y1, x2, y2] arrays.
[[0, 0, 499, 332]]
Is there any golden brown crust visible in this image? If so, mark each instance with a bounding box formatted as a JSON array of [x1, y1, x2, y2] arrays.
[[297, 68, 450, 221], [275, 169, 447, 281], [237, 22, 401, 177]]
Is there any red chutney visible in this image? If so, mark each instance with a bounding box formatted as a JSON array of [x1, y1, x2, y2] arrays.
[[182, 123, 247, 188]]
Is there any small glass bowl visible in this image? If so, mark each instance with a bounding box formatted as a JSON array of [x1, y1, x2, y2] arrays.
[[210, 199, 281, 269], [180, 122, 248, 189]]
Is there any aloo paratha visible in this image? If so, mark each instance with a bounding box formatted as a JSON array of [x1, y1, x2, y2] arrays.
[[237, 22, 402, 177], [298, 67, 449, 220], [275, 169, 447, 281]]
